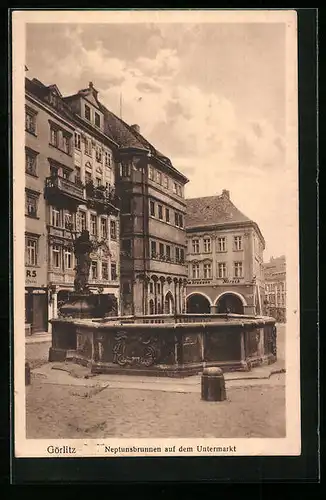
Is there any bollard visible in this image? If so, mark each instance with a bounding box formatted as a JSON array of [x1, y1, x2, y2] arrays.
[[201, 367, 226, 402], [25, 362, 31, 386]]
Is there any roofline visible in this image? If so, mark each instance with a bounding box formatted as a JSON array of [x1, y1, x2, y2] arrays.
[[62, 94, 119, 149], [61, 87, 188, 183], [98, 104, 189, 183], [153, 155, 189, 184], [25, 91, 75, 131], [26, 82, 120, 149], [119, 146, 150, 154]]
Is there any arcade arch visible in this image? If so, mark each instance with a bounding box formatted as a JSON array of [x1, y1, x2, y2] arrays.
[[214, 291, 246, 314], [186, 292, 212, 314]]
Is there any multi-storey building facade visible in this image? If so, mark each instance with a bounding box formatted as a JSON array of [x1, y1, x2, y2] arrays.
[[99, 110, 189, 315], [25, 79, 59, 333], [263, 256, 286, 322], [24, 78, 120, 333], [62, 83, 120, 312], [185, 190, 265, 315]]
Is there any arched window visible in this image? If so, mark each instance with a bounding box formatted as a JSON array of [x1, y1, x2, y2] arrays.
[[164, 292, 175, 314], [149, 299, 154, 315]]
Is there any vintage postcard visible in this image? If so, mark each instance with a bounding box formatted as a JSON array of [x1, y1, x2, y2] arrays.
[[12, 9, 300, 459]]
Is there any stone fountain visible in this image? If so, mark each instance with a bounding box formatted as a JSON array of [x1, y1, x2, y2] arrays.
[[49, 230, 277, 375]]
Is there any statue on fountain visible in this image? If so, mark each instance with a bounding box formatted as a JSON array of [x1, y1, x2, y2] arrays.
[[73, 230, 94, 294]]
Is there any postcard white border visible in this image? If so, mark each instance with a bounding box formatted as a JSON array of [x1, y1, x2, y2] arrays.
[[12, 9, 300, 458]]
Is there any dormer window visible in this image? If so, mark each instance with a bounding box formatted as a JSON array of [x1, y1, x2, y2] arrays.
[[49, 93, 57, 107], [95, 112, 101, 128], [85, 104, 91, 121]]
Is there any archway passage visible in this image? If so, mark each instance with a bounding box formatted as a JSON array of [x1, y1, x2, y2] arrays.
[[186, 294, 211, 314], [164, 292, 175, 314], [216, 293, 244, 314]]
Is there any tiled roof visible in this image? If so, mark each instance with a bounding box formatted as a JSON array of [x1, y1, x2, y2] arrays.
[[98, 104, 147, 151], [64, 84, 188, 182], [97, 104, 188, 182], [27, 77, 188, 182], [185, 192, 252, 228]]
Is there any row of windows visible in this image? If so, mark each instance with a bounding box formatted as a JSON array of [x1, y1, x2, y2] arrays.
[[265, 282, 286, 292], [50, 207, 117, 240], [150, 240, 185, 263], [266, 294, 286, 306], [189, 235, 243, 254], [49, 123, 72, 154], [74, 131, 112, 166], [120, 239, 185, 263], [25, 236, 117, 280], [25, 108, 112, 166], [189, 261, 244, 279], [75, 168, 113, 189], [50, 244, 117, 280], [148, 281, 171, 295], [149, 200, 184, 228], [148, 166, 184, 198], [25, 107, 73, 156], [25, 148, 113, 190]]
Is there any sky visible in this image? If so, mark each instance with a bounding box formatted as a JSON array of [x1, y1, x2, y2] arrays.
[[26, 21, 291, 261]]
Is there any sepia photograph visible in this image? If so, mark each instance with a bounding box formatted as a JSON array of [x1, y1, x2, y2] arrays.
[[12, 9, 300, 458]]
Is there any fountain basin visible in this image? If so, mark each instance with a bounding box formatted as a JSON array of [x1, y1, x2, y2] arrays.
[[49, 314, 277, 377]]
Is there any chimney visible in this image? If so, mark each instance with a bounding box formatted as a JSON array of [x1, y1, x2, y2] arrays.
[[222, 189, 230, 199], [131, 124, 140, 134]]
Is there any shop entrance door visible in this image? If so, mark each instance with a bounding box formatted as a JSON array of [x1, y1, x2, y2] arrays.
[[32, 293, 48, 332]]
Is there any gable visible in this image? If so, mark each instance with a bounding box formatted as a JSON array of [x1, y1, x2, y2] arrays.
[[48, 84, 62, 97], [83, 92, 100, 110]]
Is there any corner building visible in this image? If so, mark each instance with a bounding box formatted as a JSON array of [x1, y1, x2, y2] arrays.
[[25, 78, 61, 332], [99, 111, 189, 315], [185, 190, 265, 315], [25, 78, 121, 332]]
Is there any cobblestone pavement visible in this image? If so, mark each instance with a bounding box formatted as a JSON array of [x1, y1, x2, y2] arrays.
[[26, 374, 285, 439], [24, 324, 286, 440], [25, 341, 51, 369]]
